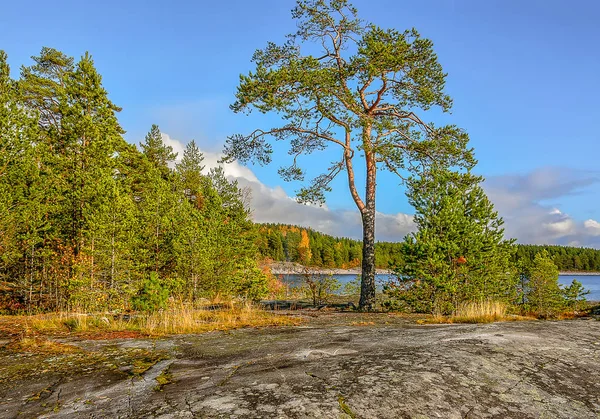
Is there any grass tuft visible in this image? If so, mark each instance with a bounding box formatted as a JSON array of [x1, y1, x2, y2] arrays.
[[417, 301, 535, 324], [8, 337, 81, 354], [338, 395, 357, 418], [139, 302, 299, 335]]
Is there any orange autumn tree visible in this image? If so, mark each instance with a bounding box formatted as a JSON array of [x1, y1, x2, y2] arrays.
[[298, 230, 312, 266]]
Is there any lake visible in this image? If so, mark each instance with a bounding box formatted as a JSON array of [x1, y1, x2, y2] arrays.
[[277, 273, 600, 301]]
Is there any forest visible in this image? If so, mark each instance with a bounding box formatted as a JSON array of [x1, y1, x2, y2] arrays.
[[257, 223, 600, 272], [0, 48, 273, 313], [1, 24, 595, 319]]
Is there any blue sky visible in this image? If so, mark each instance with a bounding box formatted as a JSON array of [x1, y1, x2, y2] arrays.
[[2, 0, 600, 245]]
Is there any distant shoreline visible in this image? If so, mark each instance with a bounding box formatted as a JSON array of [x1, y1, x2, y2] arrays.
[[559, 271, 600, 276], [269, 262, 600, 277], [268, 262, 391, 275]]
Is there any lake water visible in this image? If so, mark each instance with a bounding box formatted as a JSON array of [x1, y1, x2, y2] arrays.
[[277, 273, 600, 301]]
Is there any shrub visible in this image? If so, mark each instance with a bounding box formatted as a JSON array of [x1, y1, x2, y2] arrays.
[[301, 272, 341, 306], [236, 266, 271, 301], [131, 273, 169, 312], [562, 279, 589, 311], [342, 275, 361, 296], [525, 251, 564, 318]]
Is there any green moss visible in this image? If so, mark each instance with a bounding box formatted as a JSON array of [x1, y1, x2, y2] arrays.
[[338, 395, 357, 418], [0, 343, 168, 390], [154, 368, 174, 391]]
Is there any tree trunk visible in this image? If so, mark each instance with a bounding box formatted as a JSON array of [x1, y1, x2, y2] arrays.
[[359, 207, 376, 310], [359, 151, 377, 310]]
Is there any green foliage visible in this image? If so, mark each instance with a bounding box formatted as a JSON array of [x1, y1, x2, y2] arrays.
[[524, 251, 564, 318], [562, 279, 589, 311], [141, 124, 177, 179], [234, 263, 270, 301], [258, 223, 600, 274], [257, 224, 366, 268], [301, 272, 341, 306], [131, 273, 170, 312], [517, 251, 589, 317], [385, 168, 517, 315], [342, 276, 361, 296], [0, 48, 272, 312], [512, 244, 600, 272]]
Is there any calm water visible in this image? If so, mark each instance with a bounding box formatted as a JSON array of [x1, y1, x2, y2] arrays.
[[278, 273, 600, 301]]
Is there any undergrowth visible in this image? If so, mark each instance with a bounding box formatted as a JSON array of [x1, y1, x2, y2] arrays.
[[417, 301, 536, 324], [0, 302, 299, 339]]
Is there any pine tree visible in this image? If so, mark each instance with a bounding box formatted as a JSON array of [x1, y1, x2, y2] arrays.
[[174, 141, 207, 299], [525, 251, 564, 318], [176, 140, 205, 205], [57, 53, 127, 308], [195, 169, 268, 300], [136, 127, 179, 279], [19, 47, 74, 132], [140, 124, 176, 179], [388, 168, 516, 314], [1, 50, 50, 309]]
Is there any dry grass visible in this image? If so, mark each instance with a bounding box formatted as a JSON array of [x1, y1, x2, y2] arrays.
[[350, 321, 375, 326], [7, 336, 81, 354], [140, 302, 299, 335], [0, 302, 299, 339], [452, 300, 508, 323], [418, 301, 535, 324]]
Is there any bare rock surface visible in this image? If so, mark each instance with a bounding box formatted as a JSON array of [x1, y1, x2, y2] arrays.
[[1, 315, 599, 418]]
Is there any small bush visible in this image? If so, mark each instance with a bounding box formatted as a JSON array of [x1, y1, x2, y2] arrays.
[[562, 279, 590, 311], [131, 273, 170, 312], [342, 276, 361, 296], [301, 272, 341, 306]]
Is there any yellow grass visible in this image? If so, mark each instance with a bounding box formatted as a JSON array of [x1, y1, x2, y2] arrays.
[[418, 301, 535, 324], [140, 302, 299, 335], [453, 300, 508, 323], [0, 303, 299, 338], [9, 336, 81, 354]]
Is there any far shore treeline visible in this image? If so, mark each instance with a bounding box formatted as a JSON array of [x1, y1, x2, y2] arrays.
[[257, 223, 600, 273]]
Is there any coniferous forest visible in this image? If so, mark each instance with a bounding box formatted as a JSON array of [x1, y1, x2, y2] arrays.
[[257, 223, 600, 272], [0, 48, 270, 312]]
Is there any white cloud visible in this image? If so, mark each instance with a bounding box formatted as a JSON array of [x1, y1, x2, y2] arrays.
[[160, 133, 258, 182], [484, 168, 600, 247], [543, 218, 576, 236], [160, 133, 186, 161], [584, 219, 600, 236]]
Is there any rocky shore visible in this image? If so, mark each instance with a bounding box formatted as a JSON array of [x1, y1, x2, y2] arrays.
[[269, 262, 600, 277], [268, 262, 391, 275]]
